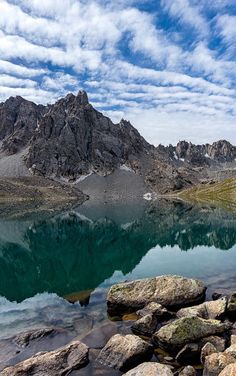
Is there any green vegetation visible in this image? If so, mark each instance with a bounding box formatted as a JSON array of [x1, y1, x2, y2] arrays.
[[179, 177, 236, 211]]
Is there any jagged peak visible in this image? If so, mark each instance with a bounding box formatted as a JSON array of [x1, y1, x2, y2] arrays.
[[76, 90, 89, 105]]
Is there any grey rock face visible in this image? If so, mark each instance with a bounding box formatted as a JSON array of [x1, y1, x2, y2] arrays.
[[0, 96, 45, 154], [1, 340, 89, 375], [96, 334, 153, 371], [107, 275, 206, 315], [26, 91, 151, 179]]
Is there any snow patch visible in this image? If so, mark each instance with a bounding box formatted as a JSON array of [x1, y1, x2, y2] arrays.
[[74, 172, 93, 183], [143, 192, 153, 201], [120, 164, 134, 173], [173, 152, 178, 160], [179, 158, 185, 162]]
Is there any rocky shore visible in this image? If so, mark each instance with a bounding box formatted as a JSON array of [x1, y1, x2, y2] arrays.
[[0, 275, 235, 375]]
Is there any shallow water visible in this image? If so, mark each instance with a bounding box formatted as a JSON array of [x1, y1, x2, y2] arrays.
[[0, 199, 236, 342]]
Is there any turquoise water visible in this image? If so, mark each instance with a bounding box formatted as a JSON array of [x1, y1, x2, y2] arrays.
[[0, 200, 236, 339]]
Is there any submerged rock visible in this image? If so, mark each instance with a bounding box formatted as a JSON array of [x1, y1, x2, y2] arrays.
[[1, 340, 89, 375], [177, 298, 227, 320], [14, 328, 55, 348], [96, 334, 153, 371], [123, 362, 174, 375], [107, 275, 206, 315], [153, 317, 228, 351]]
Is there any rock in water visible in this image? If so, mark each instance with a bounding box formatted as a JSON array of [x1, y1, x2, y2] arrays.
[[96, 334, 153, 371], [1, 340, 89, 375], [153, 317, 228, 352], [179, 366, 196, 376], [107, 275, 206, 315], [123, 362, 174, 375]]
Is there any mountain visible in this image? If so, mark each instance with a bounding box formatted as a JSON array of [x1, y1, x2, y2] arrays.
[[0, 90, 236, 196]]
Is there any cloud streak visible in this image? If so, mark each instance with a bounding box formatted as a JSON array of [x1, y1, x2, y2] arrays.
[[0, 0, 235, 144]]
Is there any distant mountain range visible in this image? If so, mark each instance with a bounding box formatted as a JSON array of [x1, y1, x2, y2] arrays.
[[0, 90, 236, 194]]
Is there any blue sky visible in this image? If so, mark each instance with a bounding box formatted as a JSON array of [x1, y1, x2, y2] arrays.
[[0, 0, 236, 145]]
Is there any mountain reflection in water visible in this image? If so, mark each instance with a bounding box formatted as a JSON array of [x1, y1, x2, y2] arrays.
[[0, 200, 236, 302]]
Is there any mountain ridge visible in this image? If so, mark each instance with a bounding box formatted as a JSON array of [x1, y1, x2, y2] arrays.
[[0, 90, 236, 195]]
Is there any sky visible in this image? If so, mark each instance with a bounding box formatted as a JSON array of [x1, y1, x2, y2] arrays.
[[0, 0, 236, 145]]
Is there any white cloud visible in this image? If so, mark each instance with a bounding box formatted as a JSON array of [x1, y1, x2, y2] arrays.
[[161, 0, 209, 36]]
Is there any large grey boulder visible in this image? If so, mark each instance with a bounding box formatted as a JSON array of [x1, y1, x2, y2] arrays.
[[123, 362, 174, 375], [96, 334, 153, 371], [107, 275, 206, 315], [153, 317, 228, 352], [1, 340, 89, 375]]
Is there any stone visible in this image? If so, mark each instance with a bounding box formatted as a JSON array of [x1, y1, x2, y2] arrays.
[[1, 340, 89, 375], [200, 336, 226, 352], [123, 362, 174, 376], [203, 352, 236, 376], [231, 335, 236, 345], [227, 292, 236, 319], [219, 363, 236, 376], [136, 302, 170, 319], [201, 343, 218, 364], [179, 365, 196, 376], [131, 314, 158, 337], [176, 343, 199, 365], [96, 334, 153, 371], [225, 343, 236, 359], [153, 317, 228, 352], [14, 328, 55, 348], [107, 275, 206, 315], [177, 298, 227, 320]]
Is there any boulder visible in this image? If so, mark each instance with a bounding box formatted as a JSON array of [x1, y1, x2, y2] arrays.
[[123, 362, 174, 375], [227, 292, 236, 319], [200, 336, 226, 352], [203, 352, 236, 376], [153, 317, 228, 352], [96, 334, 153, 371], [1, 340, 89, 375], [219, 363, 236, 376], [225, 343, 236, 359], [179, 365, 196, 375], [177, 298, 227, 320], [131, 314, 158, 337], [107, 275, 206, 315], [231, 335, 236, 345], [136, 302, 170, 319], [201, 343, 218, 364]]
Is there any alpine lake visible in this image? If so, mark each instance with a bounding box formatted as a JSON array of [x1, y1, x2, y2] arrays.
[[0, 198, 236, 374]]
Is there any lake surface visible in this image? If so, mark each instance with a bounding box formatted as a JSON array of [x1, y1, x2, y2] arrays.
[[0, 199, 236, 340]]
